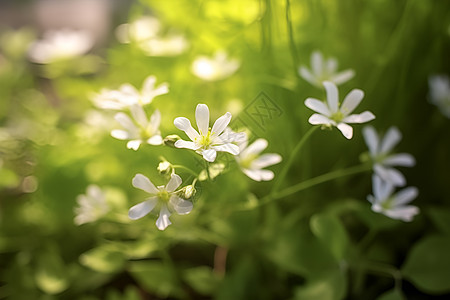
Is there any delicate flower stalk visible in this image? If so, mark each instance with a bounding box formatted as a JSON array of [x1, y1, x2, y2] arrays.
[[74, 185, 109, 225], [93, 75, 169, 110], [235, 137, 282, 181], [368, 175, 419, 222], [111, 104, 163, 150], [363, 126, 415, 186], [305, 81, 375, 139], [128, 173, 193, 230], [174, 104, 240, 162], [299, 50, 355, 88], [191, 51, 240, 81]]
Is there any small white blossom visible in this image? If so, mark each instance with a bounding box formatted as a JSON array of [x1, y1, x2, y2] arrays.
[[299, 51, 355, 88], [111, 104, 163, 151], [428, 75, 450, 118], [236, 137, 282, 181], [368, 175, 419, 222], [305, 81, 375, 139], [363, 126, 415, 187], [139, 34, 189, 57], [174, 104, 240, 162], [191, 51, 240, 81], [128, 173, 193, 230], [115, 16, 161, 44], [28, 28, 94, 64], [74, 185, 109, 225], [92, 75, 169, 110]]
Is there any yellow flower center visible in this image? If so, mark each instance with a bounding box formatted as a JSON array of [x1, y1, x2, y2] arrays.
[[196, 129, 213, 148], [330, 111, 344, 123], [157, 190, 170, 202], [240, 154, 257, 169]]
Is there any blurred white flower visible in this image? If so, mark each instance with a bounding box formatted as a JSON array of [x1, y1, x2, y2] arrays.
[[174, 104, 240, 162], [129, 173, 193, 230], [305, 81, 375, 139], [111, 104, 163, 151], [92, 75, 169, 110], [191, 51, 240, 81], [139, 34, 188, 57], [74, 185, 109, 225], [116, 16, 161, 44], [299, 51, 355, 87], [28, 28, 94, 64], [363, 126, 415, 187], [368, 175, 419, 222], [236, 137, 282, 181], [428, 75, 450, 118]]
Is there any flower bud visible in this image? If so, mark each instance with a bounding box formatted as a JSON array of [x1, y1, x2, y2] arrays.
[[157, 161, 173, 175], [180, 185, 196, 199], [163, 134, 181, 148]]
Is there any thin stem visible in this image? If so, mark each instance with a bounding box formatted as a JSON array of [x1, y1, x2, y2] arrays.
[[286, 0, 299, 76], [262, 163, 371, 206], [272, 126, 318, 193], [172, 165, 198, 177]]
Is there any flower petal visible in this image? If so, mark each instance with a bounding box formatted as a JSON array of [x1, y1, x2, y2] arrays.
[[341, 89, 364, 116], [337, 123, 353, 139], [115, 112, 137, 133], [342, 111, 375, 124], [380, 126, 401, 154], [299, 66, 317, 86], [304, 98, 331, 116], [174, 117, 200, 141], [323, 81, 339, 113], [211, 112, 232, 137], [156, 205, 172, 230], [384, 206, 419, 222], [213, 143, 240, 155], [166, 174, 182, 192], [326, 58, 338, 74], [132, 173, 159, 194], [242, 168, 274, 181], [383, 153, 415, 167], [150, 109, 161, 129], [372, 174, 395, 201], [174, 139, 199, 150], [202, 149, 217, 162], [130, 104, 147, 126], [330, 69, 355, 85], [111, 129, 130, 140], [311, 51, 323, 76], [252, 153, 282, 169], [374, 164, 406, 187], [393, 187, 418, 206], [196, 103, 210, 135], [241, 138, 268, 157], [308, 114, 333, 125], [127, 140, 142, 150], [147, 135, 163, 145], [169, 195, 193, 215], [128, 198, 158, 220], [362, 126, 379, 156]]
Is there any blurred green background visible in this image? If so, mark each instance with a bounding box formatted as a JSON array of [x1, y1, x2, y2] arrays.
[[0, 0, 449, 299]]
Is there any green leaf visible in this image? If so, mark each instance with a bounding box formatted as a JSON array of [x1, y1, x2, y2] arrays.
[[34, 247, 69, 295], [182, 266, 220, 295], [310, 213, 349, 261], [79, 245, 126, 274], [128, 260, 184, 298], [293, 268, 347, 300], [402, 235, 450, 294], [376, 288, 404, 300], [428, 207, 450, 234]]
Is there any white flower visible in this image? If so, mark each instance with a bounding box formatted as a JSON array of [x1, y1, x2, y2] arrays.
[[299, 50, 355, 87], [111, 104, 163, 151], [116, 16, 161, 44], [368, 175, 419, 222], [304, 81, 375, 139], [191, 51, 240, 81], [363, 126, 415, 187], [139, 34, 188, 57], [174, 104, 240, 162], [236, 137, 282, 181], [28, 28, 94, 64], [128, 173, 193, 230], [428, 75, 450, 118], [92, 75, 169, 110], [74, 185, 109, 225]]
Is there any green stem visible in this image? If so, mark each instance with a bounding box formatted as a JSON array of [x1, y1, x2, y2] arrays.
[[263, 163, 371, 205], [272, 126, 318, 193], [172, 165, 198, 177], [285, 0, 299, 75]]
